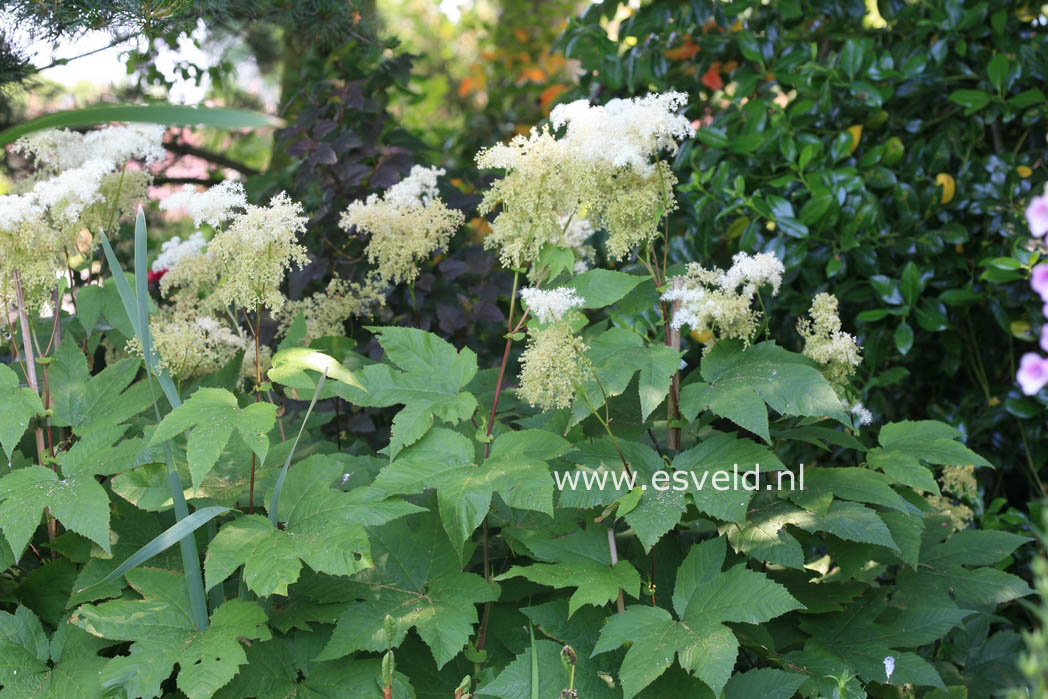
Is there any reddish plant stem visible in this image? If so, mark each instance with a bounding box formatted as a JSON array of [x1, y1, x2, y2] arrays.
[[13, 271, 55, 542], [477, 272, 524, 652]]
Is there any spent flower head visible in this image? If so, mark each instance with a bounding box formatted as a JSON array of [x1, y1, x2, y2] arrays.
[[477, 127, 583, 269], [276, 275, 386, 344]]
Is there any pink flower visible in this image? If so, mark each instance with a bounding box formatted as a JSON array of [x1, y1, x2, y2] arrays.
[[1027, 194, 1048, 237], [1033, 263, 1048, 302], [1018, 353, 1048, 395]]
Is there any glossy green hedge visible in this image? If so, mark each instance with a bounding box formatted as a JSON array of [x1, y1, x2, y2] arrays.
[[558, 0, 1048, 505]]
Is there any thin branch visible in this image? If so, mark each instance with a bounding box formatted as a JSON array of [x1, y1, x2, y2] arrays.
[[163, 141, 261, 176], [152, 177, 219, 187], [31, 33, 138, 74]]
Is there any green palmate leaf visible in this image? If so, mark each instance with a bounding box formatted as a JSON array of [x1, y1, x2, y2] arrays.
[[499, 560, 640, 618], [795, 591, 972, 689], [570, 327, 682, 423], [724, 668, 807, 699], [57, 424, 163, 479], [48, 336, 151, 434], [787, 466, 914, 514], [0, 465, 110, 557], [496, 527, 641, 617], [70, 506, 182, 606], [0, 103, 283, 146], [206, 455, 417, 596], [679, 340, 847, 443], [336, 327, 478, 459], [0, 605, 49, 686], [479, 635, 621, 699], [73, 568, 271, 699], [0, 362, 45, 460], [214, 640, 415, 698], [148, 387, 276, 489], [722, 499, 808, 569], [921, 529, 1031, 568], [370, 427, 569, 551], [478, 639, 568, 699], [82, 506, 231, 597], [0, 608, 112, 699], [671, 431, 787, 524], [206, 514, 336, 597], [896, 522, 1033, 610], [558, 437, 662, 509], [317, 512, 498, 669], [867, 420, 993, 494], [595, 538, 801, 697], [565, 269, 648, 308], [518, 600, 620, 698], [625, 482, 687, 551]]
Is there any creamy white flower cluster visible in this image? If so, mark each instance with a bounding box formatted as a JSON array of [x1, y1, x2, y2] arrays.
[[13, 124, 167, 172], [662, 252, 785, 347], [841, 399, 874, 427], [154, 181, 309, 312], [129, 307, 248, 381], [382, 165, 444, 209], [519, 286, 584, 324], [553, 214, 597, 273], [797, 293, 863, 383], [152, 232, 208, 273], [476, 92, 694, 270], [340, 165, 464, 285], [159, 180, 248, 228], [0, 124, 166, 309], [550, 91, 695, 176]]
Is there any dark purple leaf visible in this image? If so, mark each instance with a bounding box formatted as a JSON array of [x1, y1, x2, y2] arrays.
[[310, 142, 338, 165], [472, 299, 505, 324], [438, 259, 470, 279], [312, 119, 338, 139], [437, 303, 467, 333]]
